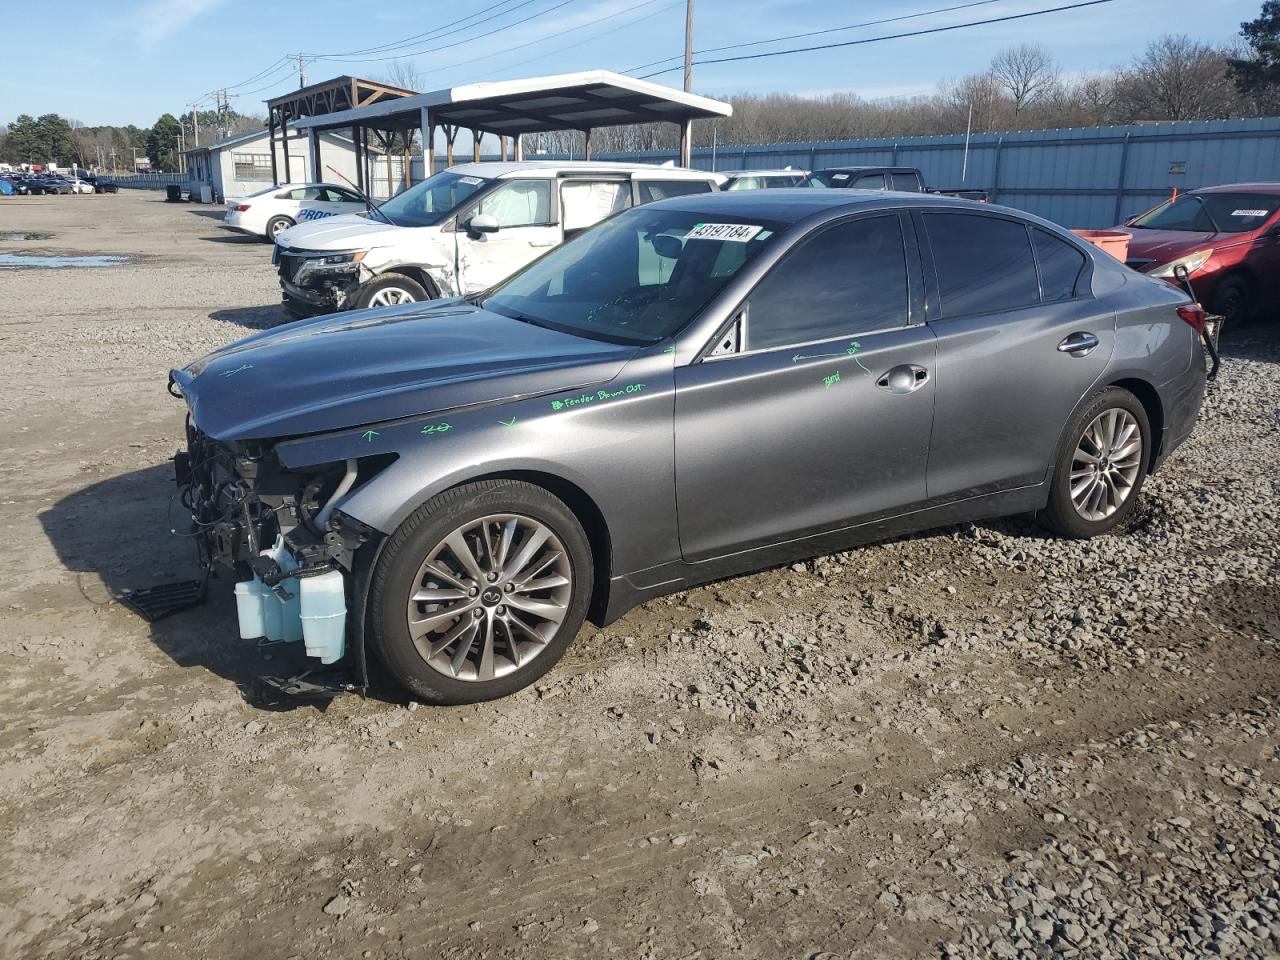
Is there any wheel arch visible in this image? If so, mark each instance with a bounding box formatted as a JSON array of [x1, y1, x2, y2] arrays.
[[378, 265, 441, 300], [1109, 376, 1163, 472]]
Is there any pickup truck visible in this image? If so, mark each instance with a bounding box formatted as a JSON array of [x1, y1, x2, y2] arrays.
[[807, 166, 991, 202], [274, 160, 723, 315]]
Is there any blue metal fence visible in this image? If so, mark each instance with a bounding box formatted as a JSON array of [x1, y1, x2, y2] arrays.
[[589, 117, 1280, 228]]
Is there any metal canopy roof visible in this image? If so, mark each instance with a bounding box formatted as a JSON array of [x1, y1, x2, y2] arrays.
[[288, 70, 732, 136]]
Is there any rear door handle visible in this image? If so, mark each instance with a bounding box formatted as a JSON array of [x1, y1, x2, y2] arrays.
[[1058, 332, 1099, 356], [875, 364, 929, 395]]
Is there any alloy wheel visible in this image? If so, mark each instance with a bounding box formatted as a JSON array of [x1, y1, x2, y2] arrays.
[[406, 513, 572, 682], [369, 287, 417, 307], [1069, 408, 1143, 521]]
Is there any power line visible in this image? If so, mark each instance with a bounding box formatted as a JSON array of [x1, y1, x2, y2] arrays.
[[429, 0, 675, 82], [623, 0, 1004, 76], [637, 0, 1116, 78], [309, 0, 532, 59], [308, 0, 578, 65], [459, 0, 683, 82]]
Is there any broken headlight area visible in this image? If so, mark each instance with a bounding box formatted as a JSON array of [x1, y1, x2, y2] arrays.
[[278, 250, 366, 311], [173, 421, 391, 664]]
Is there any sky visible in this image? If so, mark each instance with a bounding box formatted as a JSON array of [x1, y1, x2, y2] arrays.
[[0, 0, 1261, 128]]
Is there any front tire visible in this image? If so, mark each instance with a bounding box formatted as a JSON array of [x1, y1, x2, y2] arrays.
[[368, 480, 594, 704], [1037, 386, 1150, 538], [1209, 275, 1251, 327], [354, 273, 430, 309]]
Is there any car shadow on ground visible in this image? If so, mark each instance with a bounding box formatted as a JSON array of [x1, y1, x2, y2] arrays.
[[1217, 319, 1279, 363], [39, 463, 406, 711], [185, 208, 228, 220], [209, 305, 291, 331], [199, 234, 262, 245]]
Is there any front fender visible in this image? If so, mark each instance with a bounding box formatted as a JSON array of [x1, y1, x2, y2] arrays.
[[273, 350, 679, 581]]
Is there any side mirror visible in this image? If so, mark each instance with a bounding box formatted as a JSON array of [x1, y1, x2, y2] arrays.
[[1122, 215, 1138, 226], [469, 213, 499, 236]]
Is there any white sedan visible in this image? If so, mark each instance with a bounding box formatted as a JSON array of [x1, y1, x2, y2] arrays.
[[223, 182, 368, 242]]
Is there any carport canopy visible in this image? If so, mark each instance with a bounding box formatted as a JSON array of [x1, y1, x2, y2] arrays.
[[288, 69, 732, 183]]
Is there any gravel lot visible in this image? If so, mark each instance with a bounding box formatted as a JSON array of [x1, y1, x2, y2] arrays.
[[1, 191, 1278, 960]]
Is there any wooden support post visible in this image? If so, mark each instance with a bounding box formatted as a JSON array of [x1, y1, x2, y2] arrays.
[[472, 130, 481, 162], [513, 133, 523, 161], [420, 107, 435, 177], [583, 128, 592, 161], [678, 118, 692, 168], [353, 125, 364, 193]]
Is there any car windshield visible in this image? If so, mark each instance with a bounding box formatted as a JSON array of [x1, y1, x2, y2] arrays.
[[807, 171, 854, 188], [375, 171, 490, 227], [1129, 193, 1280, 234], [482, 206, 783, 345]]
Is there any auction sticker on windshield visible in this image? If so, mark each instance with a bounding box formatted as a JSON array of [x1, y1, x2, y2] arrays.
[[1231, 209, 1269, 217], [687, 222, 763, 242]]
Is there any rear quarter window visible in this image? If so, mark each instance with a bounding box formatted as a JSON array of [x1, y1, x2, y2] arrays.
[[637, 180, 714, 203], [1032, 228, 1088, 302]]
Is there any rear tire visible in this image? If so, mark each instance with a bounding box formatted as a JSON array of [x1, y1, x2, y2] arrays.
[[369, 480, 593, 705], [354, 273, 430, 309], [265, 216, 294, 242], [1036, 386, 1150, 539]]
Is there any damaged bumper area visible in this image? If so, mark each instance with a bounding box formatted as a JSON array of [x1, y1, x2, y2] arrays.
[[173, 420, 384, 668], [275, 246, 366, 312]]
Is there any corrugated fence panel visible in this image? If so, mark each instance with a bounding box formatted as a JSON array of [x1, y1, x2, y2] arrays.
[[591, 117, 1280, 228]]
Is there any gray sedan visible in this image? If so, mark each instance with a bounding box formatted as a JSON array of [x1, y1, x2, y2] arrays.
[[171, 190, 1208, 704]]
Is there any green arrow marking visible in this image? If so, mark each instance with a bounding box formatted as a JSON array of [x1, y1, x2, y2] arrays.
[[664, 345, 677, 354], [361, 430, 379, 442], [500, 417, 517, 428]]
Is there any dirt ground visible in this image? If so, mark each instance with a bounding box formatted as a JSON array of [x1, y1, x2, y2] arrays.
[[1, 191, 1278, 960]]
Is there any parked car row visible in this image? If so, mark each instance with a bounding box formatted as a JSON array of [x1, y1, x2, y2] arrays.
[[1, 172, 118, 195], [178, 173, 1213, 705]]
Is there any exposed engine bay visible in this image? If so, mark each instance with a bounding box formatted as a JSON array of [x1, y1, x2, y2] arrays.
[[173, 416, 381, 679]]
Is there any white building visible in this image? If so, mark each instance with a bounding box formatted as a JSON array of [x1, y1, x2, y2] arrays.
[[182, 128, 380, 203]]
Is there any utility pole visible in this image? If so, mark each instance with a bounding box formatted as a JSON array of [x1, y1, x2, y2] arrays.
[[191, 104, 200, 147], [683, 0, 694, 92], [294, 53, 307, 89]]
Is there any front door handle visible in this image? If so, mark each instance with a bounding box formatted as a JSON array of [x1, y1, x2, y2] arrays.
[[875, 364, 929, 395], [1058, 331, 1099, 356]]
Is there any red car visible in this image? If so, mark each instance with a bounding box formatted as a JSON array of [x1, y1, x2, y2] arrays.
[[1118, 182, 1280, 325]]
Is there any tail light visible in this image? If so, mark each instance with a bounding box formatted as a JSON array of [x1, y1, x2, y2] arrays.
[[233, 204, 251, 212], [1176, 303, 1206, 334]]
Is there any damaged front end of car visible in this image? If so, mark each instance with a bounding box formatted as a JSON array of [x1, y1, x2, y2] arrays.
[[172, 407, 389, 695]]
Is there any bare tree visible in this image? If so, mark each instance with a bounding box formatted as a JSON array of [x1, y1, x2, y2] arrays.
[[377, 59, 424, 93], [1116, 35, 1240, 120], [990, 44, 1059, 115]]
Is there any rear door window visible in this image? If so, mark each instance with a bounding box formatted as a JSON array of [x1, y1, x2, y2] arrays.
[[852, 174, 887, 190], [1032, 228, 1087, 302], [746, 214, 910, 351], [925, 213, 1040, 317], [891, 172, 922, 192], [560, 180, 630, 232], [636, 179, 714, 203]]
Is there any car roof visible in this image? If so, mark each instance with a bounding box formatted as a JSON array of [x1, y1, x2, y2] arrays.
[[1194, 182, 1280, 195], [813, 166, 918, 175], [720, 169, 808, 177], [445, 160, 718, 180], [648, 188, 1027, 225], [273, 182, 356, 192]]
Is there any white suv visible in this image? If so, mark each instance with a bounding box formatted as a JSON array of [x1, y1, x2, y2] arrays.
[[274, 161, 722, 314]]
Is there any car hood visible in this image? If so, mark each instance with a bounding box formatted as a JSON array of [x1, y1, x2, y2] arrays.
[[276, 213, 409, 251], [1120, 227, 1241, 265], [172, 302, 637, 442]]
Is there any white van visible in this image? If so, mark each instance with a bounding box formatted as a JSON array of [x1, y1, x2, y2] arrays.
[[274, 160, 722, 314]]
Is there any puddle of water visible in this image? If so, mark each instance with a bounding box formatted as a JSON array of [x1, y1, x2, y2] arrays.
[[0, 232, 54, 241], [0, 253, 128, 269]]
